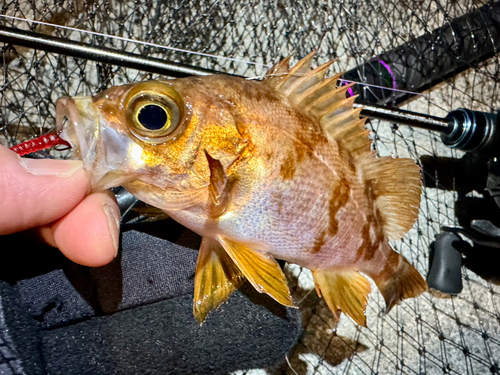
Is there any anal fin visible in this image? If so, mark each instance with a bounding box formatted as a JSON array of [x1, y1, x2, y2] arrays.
[[313, 269, 371, 327], [218, 236, 295, 307], [194, 237, 245, 323]]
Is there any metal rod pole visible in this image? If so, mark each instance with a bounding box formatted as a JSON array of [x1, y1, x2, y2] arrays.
[[354, 103, 454, 134], [0, 25, 218, 78]]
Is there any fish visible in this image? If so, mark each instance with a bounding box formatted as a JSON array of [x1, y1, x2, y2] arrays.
[[55, 52, 427, 326]]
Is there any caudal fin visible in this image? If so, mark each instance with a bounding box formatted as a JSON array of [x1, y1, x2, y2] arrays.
[[368, 246, 427, 312]]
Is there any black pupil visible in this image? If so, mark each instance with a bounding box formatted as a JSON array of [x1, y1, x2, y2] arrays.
[[137, 104, 168, 130]]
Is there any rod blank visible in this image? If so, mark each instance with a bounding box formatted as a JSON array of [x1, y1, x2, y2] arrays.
[[0, 25, 218, 77], [354, 103, 454, 134]]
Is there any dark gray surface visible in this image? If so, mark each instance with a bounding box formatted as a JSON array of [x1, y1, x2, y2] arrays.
[[42, 291, 301, 375], [0, 295, 24, 375], [0, 222, 302, 375], [16, 229, 200, 328]]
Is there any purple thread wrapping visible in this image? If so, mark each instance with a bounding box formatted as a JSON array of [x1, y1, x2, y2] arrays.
[[339, 60, 397, 96], [339, 60, 396, 97], [339, 79, 355, 97], [376, 59, 397, 90]]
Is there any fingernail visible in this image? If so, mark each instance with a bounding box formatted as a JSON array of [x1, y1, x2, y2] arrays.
[[19, 158, 84, 177], [102, 203, 120, 257]]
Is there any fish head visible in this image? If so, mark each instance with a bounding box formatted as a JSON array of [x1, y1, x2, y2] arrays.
[[56, 78, 246, 212]]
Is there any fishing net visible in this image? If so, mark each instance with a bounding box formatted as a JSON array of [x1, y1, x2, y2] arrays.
[[1, 0, 500, 374]]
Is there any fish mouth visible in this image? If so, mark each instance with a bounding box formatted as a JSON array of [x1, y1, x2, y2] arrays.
[[55, 95, 144, 191], [56, 96, 98, 164]]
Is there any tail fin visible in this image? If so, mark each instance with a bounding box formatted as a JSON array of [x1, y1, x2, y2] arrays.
[[368, 245, 427, 312]]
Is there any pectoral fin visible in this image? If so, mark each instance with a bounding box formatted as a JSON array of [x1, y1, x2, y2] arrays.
[[205, 150, 237, 218], [194, 237, 245, 323], [205, 150, 227, 206], [313, 269, 371, 327], [218, 236, 295, 307]]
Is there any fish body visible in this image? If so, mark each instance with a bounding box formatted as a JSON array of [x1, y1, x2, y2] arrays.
[[57, 53, 427, 325]]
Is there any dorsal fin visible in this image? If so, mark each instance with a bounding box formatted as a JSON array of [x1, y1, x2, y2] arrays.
[[264, 52, 371, 160], [264, 53, 422, 239], [263, 55, 293, 88], [361, 153, 422, 239]]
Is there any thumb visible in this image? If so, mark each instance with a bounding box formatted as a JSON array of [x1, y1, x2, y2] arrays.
[[0, 146, 89, 235]]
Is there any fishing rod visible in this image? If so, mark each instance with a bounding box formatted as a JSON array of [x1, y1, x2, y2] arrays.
[[354, 103, 498, 154], [0, 25, 218, 78], [1, 24, 498, 154], [0, 27, 455, 128], [0, 26, 497, 156]]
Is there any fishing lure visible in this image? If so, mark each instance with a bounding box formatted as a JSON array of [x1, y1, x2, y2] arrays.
[[9, 133, 71, 156]]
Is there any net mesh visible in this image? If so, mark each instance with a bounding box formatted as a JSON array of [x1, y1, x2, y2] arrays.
[[1, 1, 500, 374]]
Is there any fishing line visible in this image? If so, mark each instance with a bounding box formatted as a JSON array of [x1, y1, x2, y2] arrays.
[[0, 14, 272, 69], [248, 73, 424, 97], [1, 15, 425, 98], [339, 79, 424, 97]]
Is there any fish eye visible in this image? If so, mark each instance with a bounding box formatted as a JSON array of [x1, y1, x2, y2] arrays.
[[124, 82, 184, 144], [136, 104, 169, 130]]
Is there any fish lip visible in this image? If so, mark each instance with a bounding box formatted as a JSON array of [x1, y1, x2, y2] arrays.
[[55, 95, 143, 191], [55, 96, 97, 163]]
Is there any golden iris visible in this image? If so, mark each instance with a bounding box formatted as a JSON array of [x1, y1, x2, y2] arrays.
[[124, 81, 184, 143]]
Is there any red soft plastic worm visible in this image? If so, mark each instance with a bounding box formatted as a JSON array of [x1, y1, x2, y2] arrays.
[[9, 133, 71, 156]]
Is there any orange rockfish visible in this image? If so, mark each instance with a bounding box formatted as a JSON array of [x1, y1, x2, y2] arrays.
[[56, 52, 427, 326]]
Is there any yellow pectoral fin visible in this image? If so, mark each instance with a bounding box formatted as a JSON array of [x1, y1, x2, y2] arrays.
[[218, 236, 295, 307], [313, 269, 371, 327], [194, 237, 245, 324]]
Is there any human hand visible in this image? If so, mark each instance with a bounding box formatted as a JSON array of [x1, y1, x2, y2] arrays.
[[0, 145, 120, 267]]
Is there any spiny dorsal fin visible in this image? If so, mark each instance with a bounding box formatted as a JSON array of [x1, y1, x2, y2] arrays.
[[265, 53, 422, 239], [313, 269, 371, 327], [264, 52, 371, 160], [194, 237, 245, 323], [361, 153, 422, 240], [263, 55, 293, 88]]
